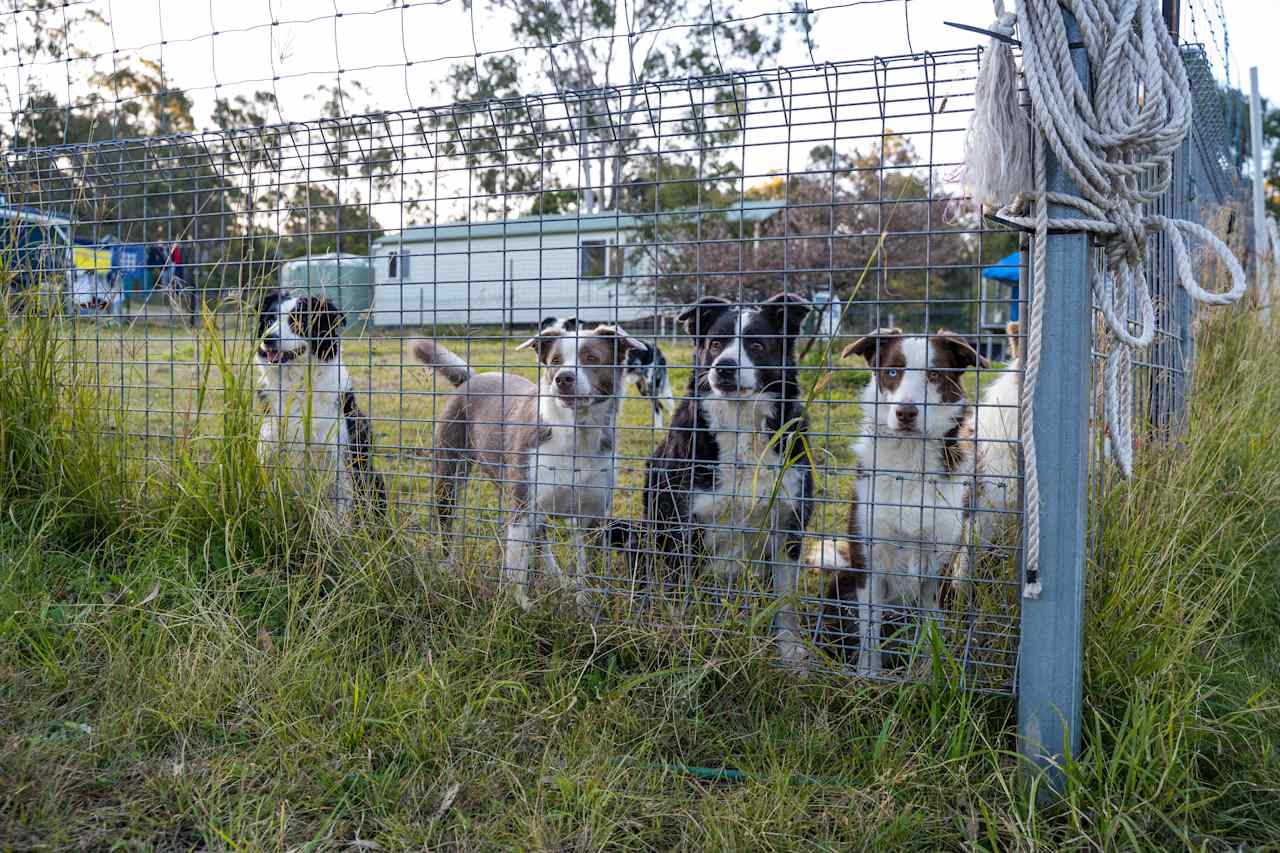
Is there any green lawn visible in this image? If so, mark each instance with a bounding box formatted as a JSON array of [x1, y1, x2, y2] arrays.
[[3, 305, 1276, 849]]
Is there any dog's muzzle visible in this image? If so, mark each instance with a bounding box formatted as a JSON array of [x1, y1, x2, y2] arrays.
[[710, 359, 751, 395], [258, 344, 301, 365], [554, 391, 598, 410], [552, 370, 594, 408]]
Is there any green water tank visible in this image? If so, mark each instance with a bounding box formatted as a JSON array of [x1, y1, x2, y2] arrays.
[[279, 253, 374, 328]]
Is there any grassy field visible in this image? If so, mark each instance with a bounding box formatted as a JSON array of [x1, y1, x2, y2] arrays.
[[2, 301, 1279, 848], [47, 310, 999, 538], [41, 312, 1022, 686]]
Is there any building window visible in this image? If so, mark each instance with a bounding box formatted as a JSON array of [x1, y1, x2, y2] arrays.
[[389, 249, 409, 279], [609, 243, 625, 281], [580, 240, 607, 279]]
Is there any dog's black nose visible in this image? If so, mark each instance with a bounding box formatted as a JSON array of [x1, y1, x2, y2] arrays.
[[713, 359, 738, 379], [554, 370, 575, 389], [895, 404, 919, 425]]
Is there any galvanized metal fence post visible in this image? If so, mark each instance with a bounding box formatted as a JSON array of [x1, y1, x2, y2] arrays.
[[1016, 8, 1091, 796], [1174, 134, 1194, 432], [1249, 67, 1270, 326]]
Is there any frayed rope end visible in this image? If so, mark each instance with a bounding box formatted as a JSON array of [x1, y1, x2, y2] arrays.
[[962, 12, 1032, 209]]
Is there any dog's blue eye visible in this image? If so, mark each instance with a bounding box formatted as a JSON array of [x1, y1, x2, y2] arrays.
[[886, 369, 899, 378]]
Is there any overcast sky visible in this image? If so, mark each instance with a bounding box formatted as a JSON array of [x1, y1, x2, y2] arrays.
[[1, 0, 1272, 226], [1217, 0, 1279, 101], [6, 0, 1272, 131]]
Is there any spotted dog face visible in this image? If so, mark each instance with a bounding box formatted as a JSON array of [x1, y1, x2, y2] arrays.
[[843, 328, 987, 437], [623, 343, 656, 371], [518, 321, 646, 411], [679, 292, 810, 400], [541, 315, 657, 377], [256, 290, 345, 366]]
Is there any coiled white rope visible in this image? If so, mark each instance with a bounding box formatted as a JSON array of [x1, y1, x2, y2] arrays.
[[963, 0, 1247, 598]]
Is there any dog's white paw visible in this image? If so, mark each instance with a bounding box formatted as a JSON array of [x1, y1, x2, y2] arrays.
[[775, 632, 811, 676], [855, 651, 880, 679], [509, 586, 534, 612]]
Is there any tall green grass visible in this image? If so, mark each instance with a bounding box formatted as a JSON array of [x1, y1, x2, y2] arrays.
[[1, 301, 1278, 849], [0, 303, 131, 550]]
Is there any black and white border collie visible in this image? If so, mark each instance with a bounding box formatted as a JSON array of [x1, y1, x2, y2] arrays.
[[814, 328, 986, 674], [642, 293, 814, 667], [254, 290, 386, 518], [540, 316, 675, 428]]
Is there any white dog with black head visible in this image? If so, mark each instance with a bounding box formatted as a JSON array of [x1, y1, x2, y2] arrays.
[[255, 289, 385, 519]]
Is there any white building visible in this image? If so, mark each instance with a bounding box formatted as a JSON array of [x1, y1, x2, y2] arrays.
[[368, 202, 782, 328]]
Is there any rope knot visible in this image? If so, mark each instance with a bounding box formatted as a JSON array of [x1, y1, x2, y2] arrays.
[[1109, 206, 1145, 266], [992, 11, 1016, 36], [961, 4, 1031, 208]]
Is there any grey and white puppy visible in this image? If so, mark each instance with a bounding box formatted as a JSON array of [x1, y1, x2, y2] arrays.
[[412, 322, 645, 608]]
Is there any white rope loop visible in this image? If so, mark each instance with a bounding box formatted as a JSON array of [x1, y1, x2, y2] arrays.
[[965, 0, 1247, 597], [1152, 216, 1249, 305]]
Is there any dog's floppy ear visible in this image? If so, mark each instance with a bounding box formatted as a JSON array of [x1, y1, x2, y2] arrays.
[[760, 292, 811, 337], [678, 296, 732, 339], [933, 329, 989, 370], [516, 327, 563, 363], [541, 315, 577, 333], [294, 294, 345, 361], [590, 324, 648, 363], [256, 289, 288, 335], [259, 288, 287, 315], [841, 327, 902, 363], [1005, 321, 1021, 361]]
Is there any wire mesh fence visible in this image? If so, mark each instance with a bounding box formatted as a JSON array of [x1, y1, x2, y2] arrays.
[[0, 6, 1251, 698], [1082, 39, 1250, 654]]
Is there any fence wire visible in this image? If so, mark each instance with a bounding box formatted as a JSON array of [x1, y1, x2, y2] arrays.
[[1086, 41, 1249, 608], [0, 5, 1251, 696]]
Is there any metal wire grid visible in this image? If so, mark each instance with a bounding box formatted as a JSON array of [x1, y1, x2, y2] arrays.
[[1085, 41, 1245, 580], [1183, 44, 1242, 214], [0, 0, 913, 134], [1, 46, 1030, 690], [1181, 0, 1242, 159]]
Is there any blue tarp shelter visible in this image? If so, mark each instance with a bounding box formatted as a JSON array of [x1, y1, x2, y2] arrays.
[[981, 250, 1021, 321]]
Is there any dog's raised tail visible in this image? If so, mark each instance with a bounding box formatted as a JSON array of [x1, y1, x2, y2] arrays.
[[410, 339, 471, 387]]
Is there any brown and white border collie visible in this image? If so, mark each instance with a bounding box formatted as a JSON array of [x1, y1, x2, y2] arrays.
[[641, 293, 814, 667], [412, 323, 645, 609], [254, 290, 386, 519], [814, 327, 987, 674]]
